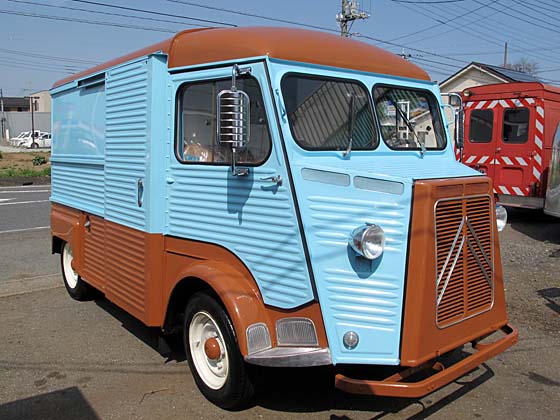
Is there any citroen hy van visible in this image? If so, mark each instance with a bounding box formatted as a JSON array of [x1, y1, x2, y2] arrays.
[[50, 27, 517, 409]]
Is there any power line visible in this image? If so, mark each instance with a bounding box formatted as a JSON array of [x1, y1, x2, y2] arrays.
[[163, 0, 340, 33], [509, 0, 560, 28], [0, 60, 83, 74], [66, 0, 236, 27], [356, 34, 468, 64], [472, 0, 560, 36], [0, 62, 74, 75], [0, 9, 178, 33], [6, 0, 218, 28], [0, 47, 99, 65], [393, 1, 560, 66], [388, 0, 494, 42], [389, 0, 468, 3]]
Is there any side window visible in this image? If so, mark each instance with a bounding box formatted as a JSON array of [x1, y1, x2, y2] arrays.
[[469, 109, 493, 143], [176, 77, 271, 165], [503, 108, 529, 143]]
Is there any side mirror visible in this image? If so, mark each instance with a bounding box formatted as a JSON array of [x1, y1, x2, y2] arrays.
[[441, 92, 464, 158], [448, 94, 462, 108], [217, 64, 252, 176], [455, 108, 464, 151], [217, 89, 250, 150]]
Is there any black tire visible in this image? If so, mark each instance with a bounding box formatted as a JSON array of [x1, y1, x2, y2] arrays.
[[30, 142, 39, 149], [183, 292, 255, 410], [60, 242, 97, 301]]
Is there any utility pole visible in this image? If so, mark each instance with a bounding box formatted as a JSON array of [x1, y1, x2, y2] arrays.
[[503, 42, 508, 67], [336, 0, 369, 37], [0, 88, 5, 141], [27, 96, 37, 144]]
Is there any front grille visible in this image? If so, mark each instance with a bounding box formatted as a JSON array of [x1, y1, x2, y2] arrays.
[[435, 195, 494, 328]]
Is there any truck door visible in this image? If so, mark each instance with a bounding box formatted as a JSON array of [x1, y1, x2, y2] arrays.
[[465, 98, 543, 198], [495, 100, 540, 197], [464, 103, 497, 179], [165, 62, 315, 310]]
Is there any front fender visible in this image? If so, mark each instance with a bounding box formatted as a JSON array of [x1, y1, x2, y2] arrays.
[[164, 251, 269, 356]]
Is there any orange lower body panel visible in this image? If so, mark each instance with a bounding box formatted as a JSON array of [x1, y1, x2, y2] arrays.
[[50, 203, 328, 356], [335, 324, 518, 397]]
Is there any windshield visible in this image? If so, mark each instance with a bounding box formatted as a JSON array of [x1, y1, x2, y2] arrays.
[[373, 85, 446, 150], [281, 74, 377, 151]]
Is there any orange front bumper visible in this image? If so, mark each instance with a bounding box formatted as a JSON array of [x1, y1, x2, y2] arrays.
[[335, 324, 518, 398]]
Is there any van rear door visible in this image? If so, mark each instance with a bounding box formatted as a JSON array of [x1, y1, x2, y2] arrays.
[[495, 99, 542, 197], [464, 102, 497, 179]]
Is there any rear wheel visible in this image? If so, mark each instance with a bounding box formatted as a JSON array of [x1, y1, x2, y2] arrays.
[[61, 242, 97, 301], [30, 142, 38, 149], [183, 292, 254, 410]]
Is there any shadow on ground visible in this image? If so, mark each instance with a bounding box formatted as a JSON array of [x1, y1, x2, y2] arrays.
[[95, 298, 185, 364], [507, 207, 560, 245], [95, 295, 495, 418], [0, 387, 100, 420], [538, 287, 560, 315], [251, 363, 493, 418]]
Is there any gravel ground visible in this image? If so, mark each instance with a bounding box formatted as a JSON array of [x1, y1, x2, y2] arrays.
[[0, 207, 558, 419]]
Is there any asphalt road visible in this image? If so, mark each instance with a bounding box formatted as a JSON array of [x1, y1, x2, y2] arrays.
[[0, 195, 559, 420], [0, 184, 51, 233]]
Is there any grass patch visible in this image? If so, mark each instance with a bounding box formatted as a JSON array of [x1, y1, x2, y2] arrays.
[[0, 152, 51, 177], [0, 166, 51, 177]]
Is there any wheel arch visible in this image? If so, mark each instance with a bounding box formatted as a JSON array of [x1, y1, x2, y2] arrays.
[[163, 260, 269, 357]]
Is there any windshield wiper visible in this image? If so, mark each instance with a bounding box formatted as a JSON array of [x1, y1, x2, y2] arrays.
[[389, 97, 426, 157], [343, 94, 356, 157]]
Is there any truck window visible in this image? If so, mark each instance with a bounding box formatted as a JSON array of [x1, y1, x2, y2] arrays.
[[469, 109, 493, 143], [373, 85, 446, 150], [503, 108, 529, 143], [281, 74, 377, 151], [176, 77, 271, 165]]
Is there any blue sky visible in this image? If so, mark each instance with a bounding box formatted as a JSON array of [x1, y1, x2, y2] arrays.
[[1, 0, 559, 96]]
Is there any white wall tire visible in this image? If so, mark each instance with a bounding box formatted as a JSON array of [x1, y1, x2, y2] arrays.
[[189, 311, 230, 390], [62, 243, 79, 289], [60, 242, 97, 301], [183, 292, 255, 410]]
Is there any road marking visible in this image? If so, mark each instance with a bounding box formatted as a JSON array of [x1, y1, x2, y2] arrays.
[[0, 226, 50, 234], [0, 185, 50, 190], [0, 198, 14, 203], [3, 273, 59, 285], [0, 199, 49, 206], [0, 285, 63, 299], [0, 190, 50, 194]]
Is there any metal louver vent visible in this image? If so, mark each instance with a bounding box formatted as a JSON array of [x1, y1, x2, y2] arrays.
[[435, 195, 494, 328]]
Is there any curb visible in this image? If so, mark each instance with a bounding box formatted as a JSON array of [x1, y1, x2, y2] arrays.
[[0, 176, 51, 186]]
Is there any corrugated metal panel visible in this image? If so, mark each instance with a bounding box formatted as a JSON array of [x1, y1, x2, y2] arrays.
[[298, 183, 411, 365], [166, 165, 314, 308], [104, 59, 149, 230], [83, 215, 106, 290], [105, 222, 147, 320], [51, 160, 105, 216]]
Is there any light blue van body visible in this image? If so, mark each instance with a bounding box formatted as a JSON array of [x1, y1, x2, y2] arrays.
[[51, 52, 479, 366]]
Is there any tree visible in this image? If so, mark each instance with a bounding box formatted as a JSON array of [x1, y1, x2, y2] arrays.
[[505, 58, 539, 75]]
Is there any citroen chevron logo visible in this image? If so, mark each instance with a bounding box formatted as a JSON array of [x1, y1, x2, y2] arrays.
[[437, 216, 494, 307]]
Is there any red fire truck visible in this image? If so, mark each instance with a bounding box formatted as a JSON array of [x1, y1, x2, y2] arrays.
[[460, 82, 560, 217]]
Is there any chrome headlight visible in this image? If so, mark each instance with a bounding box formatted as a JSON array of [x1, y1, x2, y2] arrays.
[[496, 205, 507, 232], [348, 224, 385, 260]]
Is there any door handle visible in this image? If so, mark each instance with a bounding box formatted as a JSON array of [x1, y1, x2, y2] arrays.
[[137, 178, 144, 207], [260, 175, 283, 186]]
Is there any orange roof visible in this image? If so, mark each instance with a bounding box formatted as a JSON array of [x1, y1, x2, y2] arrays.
[[53, 27, 430, 89]]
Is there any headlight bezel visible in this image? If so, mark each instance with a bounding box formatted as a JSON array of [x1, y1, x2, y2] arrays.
[[348, 223, 385, 260], [496, 205, 507, 232]]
